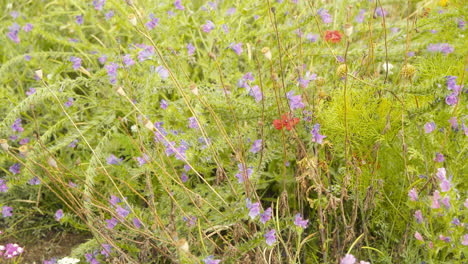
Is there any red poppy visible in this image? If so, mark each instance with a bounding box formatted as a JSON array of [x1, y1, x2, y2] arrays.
[[273, 114, 300, 131], [324, 30, 342, 43]]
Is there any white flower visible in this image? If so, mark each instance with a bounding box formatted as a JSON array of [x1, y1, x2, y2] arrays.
[[57, 257, 81, 264]]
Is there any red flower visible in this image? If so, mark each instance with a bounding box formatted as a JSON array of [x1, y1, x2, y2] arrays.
[[273, 114, 300, 131], [324, 30, 342, 43]]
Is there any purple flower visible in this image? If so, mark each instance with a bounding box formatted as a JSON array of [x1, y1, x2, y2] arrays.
[[188, 117, 199, 129], [250, 139, 262, 153], [174, 0, 185, 10], [154, 66, 169, 80], [106, 154, 122, 165], [298, 72, 317, 88], [105, 10, 114, 20], [43, 258, 57, 264], [137, 45, 154, 61], [106, 217, 118, 229], [203, 256, 221, 264], [458, 18, 466, 30], [23, 23, 33, 32], [19, 137, 30, 145], [160, 99, 168, 110], [109, 195, 121, 206], [69, 180, 78, 188], [247, 85, 263, 102], [146, 14, 160, 30], [311, 123, 326, 144], [440, 179, 451, 192], [434, 153, 445, 162], [230, 42, 243, 55], [375, 7, 387, 17], [101, 243, 112, 257], [317, 9, 332, 23], [294, 213, 309, 228], [305, 33, 319, 43], [452, 218, 460, 226], [1, 243, 24, 259], [187, 43, 196, 56], [26, 88, 36, 96], [7, 23, 20, 43], [10, 11, 20, 19], [68, 139, 78, 148], [286, 90, 305, 110], [441, 196, 450, 208], [98, 55, 107, 64], [260, 207, 272, 224], [340, 254, 356, 264], [264, 229, 276, 246], [424, 122, 436, 133], [414, 210, 423, 223], [55, 209, 63, 221], [222, 24, 229, 33], [93, 0, 106, 10], [116, 206, 130, 218], [64, 97, 74, 108], [235, 163, 253, 183], [226, 8, 236, 15], [2, 206, 13, 217], [407, 51, 415, 57], [450, 117, 459, 129], [85, 253, 100, 264], [28, 177, 41, 185], [202, 20, 215, 33], [462, 234, 468, 246], [436, 168, 446, 180], [431, 190, 441, 209], [133, 217, 142, 228], [439, 234, 451, 243], [76, 15, 84, 25], [105, 62, 119, 84], [408, 188, 418, 201], [11, 118, 24, 133], [0, 179, 8, 192], [137, 154, 149, 166], [246, 199, 260, 219], [181, 172, 188, 182], [9, 163, 21, 175], [427, 43, 454, 55], [445, 93, 458, 105], [355, 9, 366, 23], [122, 54, 135, 67], [430, 29, 438, 34]]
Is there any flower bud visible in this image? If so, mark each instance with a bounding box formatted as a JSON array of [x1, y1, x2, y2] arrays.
[[261, 47, 272, 60], [315, 76, 326, 87], [336, 64, 348, 78], [401, 64, 416, 79]]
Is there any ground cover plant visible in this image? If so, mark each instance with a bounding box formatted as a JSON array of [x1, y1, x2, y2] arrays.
[[0, 0, 467, 263]]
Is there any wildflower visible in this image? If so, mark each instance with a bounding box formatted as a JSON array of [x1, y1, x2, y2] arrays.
[[462, 234, 468, 246], [146, 14, 159, 30], [340, 254, 356, 264], [55, 209, 64, 221], [247, 85, 263, 102], [105, 218, 118, 229], [436, 167, 446, 180], [311, 123, 326, 144], [68, 139, 78, 148], [434, 153, 445, 162], [440, 178, 451, 192], [431, 190, 441, 209], [317, 9, 332, 24], [441, 197, 450, 208], [0, 179, 9, 192], [458, 19, 466, 30], [260, 207, 272, 224], [246, 199, 260, 219], [355, 9, 366, 23], [286, 91, 305, 110], [0, 243, 24, 259], [294, 213, 309, 228], [188, 117, 199, 129], [23, 23, 33, 32], [121, 54, 135, 67], [414, 210, 423, 223], [424, 122, 436, 133], [93, 0, 106, 10], [174, 0, 184, 10], [2, 206, 13, 217], [202, 20, 215, 33], [7, 23, 20, 43], [28, 177, 41, 185], [408, 188, 418, 201], [236, 163, 253, 183], [230, 42, 243, 55], [324, 30, 342, 43], [222, 24, 229, 33], [264, 229, 276, 246], [181, 172, 188, 182], [106, 154, 122, 165], [407, 51, 415, 57], [439, 234, 451, 242], [85, 252, 100, 264], [374, 7, 387, 17], [10, 11, 20, 19], [445, 93, 458, 105], [109, 195, 121, 206], [298, 72, 317, 88], [187, 43, 196, 56], [75, 15, 84, 25], [101, 244, 112, 257], [226, 8, 236, 15], [105, 10, 114, 20], [273, 114, 300, 131], [64, 97, 74, 108], [116, 206, 130, 218], [465, 199, 468, 208], [250, 139, 262, 153], [305, 33, 319, 42], [137, 154, 149, 166], [105, 62, 119, 84], [452, 218, 460, 226], [26, 87, 36, 96], [427, 43, 454, 55], [19, 137, 30, 145], [69, 181, 78, 188], [44, 258, 57, 264], [414, 232, 424, 241], [133, 217, 142, 228], [154, 66, 169, 80], [11, 118, 24, 133], [9, 163, 20, 175], [203, 256, 221, 264]]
